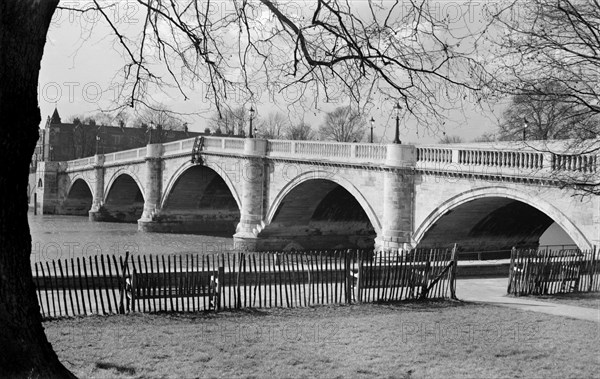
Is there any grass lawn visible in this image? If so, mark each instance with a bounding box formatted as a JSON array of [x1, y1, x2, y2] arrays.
[[528, 292, 600, 309], [44, 301, 599, 379]]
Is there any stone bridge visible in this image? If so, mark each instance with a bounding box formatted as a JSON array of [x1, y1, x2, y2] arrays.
[[35, 137, 600, 251]]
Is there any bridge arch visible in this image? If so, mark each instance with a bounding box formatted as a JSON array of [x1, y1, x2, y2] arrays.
[[102, 171, 145, 222], [65, 173, 94, 198], [157, 161, 241, 235], [61, 177, 93, 215], [104, 168, 145, 203], [261, 170, 380, 250], [414, 186, 592, 251], [268, 170, 381, 231], [160, 161, 241, 210]]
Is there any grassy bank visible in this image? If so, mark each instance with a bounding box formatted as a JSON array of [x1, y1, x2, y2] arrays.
[[45, 301, 598, 378]]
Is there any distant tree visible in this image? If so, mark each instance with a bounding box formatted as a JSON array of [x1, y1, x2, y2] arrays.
[[258, 112, 288, 139], [286, 122, 315, 140], [209, 107, 248, 136], [438, 134, 464, 144], [472, 132, 497, 143], [69, 112, 114, 126], [483, 1, 600, 140], [319, 106, 365, 142], [132, 106, 184, 131], [204, 127, 211, 134], [498, 81, 596, 141]]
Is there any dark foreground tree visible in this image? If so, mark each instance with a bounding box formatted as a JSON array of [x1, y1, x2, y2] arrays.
[[1, 0, 483, 376], [0, 1, 76, 377]]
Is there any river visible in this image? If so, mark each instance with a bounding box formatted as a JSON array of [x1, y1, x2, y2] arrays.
[[28, 213, 577, 265], [29, 214, 235, 263]]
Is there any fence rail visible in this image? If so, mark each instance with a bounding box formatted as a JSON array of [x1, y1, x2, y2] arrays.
[[507, 248, 599, 296], [32, 249, 457, 319]]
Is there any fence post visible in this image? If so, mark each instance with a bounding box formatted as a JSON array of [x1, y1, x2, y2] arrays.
[[236, 253, 243, 309], [217, 266, 225, 311], [356, 250, 363, 302], [420, 260, 431, 300], [507, 247, 516, 294], [589, 246, 597, 292], [449, 244, 458, 300], [131, 267, 136, 313], [118, 251, 130, 314], [344, 249, 351, 304]]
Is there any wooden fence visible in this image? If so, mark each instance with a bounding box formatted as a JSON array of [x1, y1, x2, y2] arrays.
[[507, 248, 600, 296], [32, 248, 457, 319]]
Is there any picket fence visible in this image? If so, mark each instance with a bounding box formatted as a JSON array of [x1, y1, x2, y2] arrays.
[[32, 248, 457, 319], [507, 248, 600, 296]]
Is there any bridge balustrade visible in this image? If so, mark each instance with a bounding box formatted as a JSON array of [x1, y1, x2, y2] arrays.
[[552, 154, 598, 173], [114, 149, 140, 162], [223, 138, 245, 151], [162, 140, 182, 154], [356, 144, 387, 160], [457, 149, 544, 169], [296, 140, 352, 157], [416, 147, 452, 163], [62, 137, 598, 182], [69, 157, 94, 168], [266, 140, 292, 154]]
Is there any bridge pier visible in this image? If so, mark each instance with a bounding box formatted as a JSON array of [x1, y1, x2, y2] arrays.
[[233, 138, 268, 250], [375, 144, 417, 251], [138, 144, 164, 231], [34, 161, 61, 214], [88, 154, 106, 221]]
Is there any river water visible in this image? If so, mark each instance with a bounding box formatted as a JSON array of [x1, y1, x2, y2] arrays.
[[28, 213, 576, 265], [29, 214, 235, 264]]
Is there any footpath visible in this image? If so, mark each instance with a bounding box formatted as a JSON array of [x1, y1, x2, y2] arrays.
[[457, 278, 599, 323]]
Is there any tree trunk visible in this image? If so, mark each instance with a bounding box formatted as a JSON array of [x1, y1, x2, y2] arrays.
[[0, 1, 76, 377]]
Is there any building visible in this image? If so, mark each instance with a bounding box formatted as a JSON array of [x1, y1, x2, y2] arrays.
[[28, 108, 205, 206], [31, 107, 204, 171]]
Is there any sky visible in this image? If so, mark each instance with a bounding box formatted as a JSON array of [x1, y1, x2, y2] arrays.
[[38, 0, 505, 143]]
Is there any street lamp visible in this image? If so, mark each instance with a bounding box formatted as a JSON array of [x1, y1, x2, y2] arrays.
[[95, 135, 100, 155], [248, 106, 255, 138], [393, 103, 402, 144], [370, 117, 375, 143], [523, 118, 528, 141]]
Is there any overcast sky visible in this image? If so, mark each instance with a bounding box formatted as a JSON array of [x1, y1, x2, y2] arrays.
[[38, 1, 504, 143]]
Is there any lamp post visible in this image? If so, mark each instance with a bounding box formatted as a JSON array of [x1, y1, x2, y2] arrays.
[[393, 103, 402, 144], [523, 118, 528, 141], [95, 135, 100, 155], [370, 117, 375, 143], [248, 106, 255, 138]]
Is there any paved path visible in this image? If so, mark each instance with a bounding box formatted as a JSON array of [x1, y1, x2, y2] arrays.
[[457, 278, 600, 323]]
